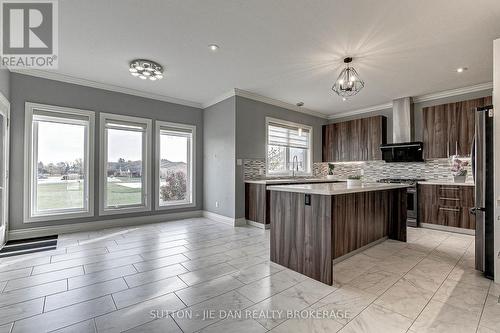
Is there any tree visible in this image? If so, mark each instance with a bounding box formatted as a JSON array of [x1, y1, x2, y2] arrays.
[[56, 162, 69, 175], [71, 158, 83, 175], [47, 163, 57, 176], [160, 171, 187, 201]]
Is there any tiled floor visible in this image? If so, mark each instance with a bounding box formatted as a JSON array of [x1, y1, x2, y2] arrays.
[[0, 218, 498, 333]]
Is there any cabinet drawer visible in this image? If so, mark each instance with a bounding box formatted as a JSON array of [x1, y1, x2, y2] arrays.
[[438, 185, 474, 207], [434, 206, 475, 229]]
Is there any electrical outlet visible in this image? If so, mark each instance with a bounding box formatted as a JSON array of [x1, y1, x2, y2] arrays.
[[215, 201, 219, 208]]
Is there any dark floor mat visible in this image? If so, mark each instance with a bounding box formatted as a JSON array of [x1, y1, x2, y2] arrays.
[[0, 235, 58, 258]]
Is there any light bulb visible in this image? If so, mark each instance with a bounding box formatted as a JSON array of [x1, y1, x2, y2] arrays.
[[129, 68, 137, 73], [139, 75, 147, 80], [149, 76, 157, 81], [131, 72, 140, 76]]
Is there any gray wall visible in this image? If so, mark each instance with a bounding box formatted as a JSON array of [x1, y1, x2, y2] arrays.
[[203, 97, 236, 218], [0, 69, 9, 100], [9, 73, 203, 231], [234, 96, 328, 218]]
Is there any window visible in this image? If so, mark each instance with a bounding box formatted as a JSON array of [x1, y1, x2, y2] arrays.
[[266, 117, 312, 176], [100, 113, 151, 214], [155, 121, 195, 209], [24, 103, 94, 222]]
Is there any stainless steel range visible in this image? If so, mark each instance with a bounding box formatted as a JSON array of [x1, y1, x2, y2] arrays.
[[377, 178, 425, 227]]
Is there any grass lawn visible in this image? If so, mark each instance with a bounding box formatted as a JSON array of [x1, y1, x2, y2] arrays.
[[36, 177, 142, 211]]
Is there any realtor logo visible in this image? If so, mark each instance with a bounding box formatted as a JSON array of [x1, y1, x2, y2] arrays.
[[0, 0, 58, 68]]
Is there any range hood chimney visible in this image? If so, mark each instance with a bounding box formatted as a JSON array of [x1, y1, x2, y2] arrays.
[[379, 97, 424, 162], [392, 97, 414, 142]]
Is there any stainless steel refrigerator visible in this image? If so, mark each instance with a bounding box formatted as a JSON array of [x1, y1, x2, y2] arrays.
[[471, 105, 494, 279]]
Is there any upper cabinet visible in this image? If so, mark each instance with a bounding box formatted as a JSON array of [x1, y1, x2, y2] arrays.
[[322, 116, 387, 162], [423, 96, 492, 159]]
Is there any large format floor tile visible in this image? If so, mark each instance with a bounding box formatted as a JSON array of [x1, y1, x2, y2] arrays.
[[0, 217, 493, 333]]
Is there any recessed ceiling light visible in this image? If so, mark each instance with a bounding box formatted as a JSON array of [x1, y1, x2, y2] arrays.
[[208, 44, 220, 51], [342, 97, 347, 101], [457, 67, 468, 73]]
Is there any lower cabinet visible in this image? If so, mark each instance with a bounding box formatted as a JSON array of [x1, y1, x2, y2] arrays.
[[418, 184, 475, 229], [245, 183, 269, 226]]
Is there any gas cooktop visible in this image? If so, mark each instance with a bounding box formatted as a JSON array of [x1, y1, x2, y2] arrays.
[[377, 178, 426, 185]]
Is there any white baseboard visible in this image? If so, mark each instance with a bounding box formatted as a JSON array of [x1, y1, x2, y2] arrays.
[[201, 211, 246, 227], [8, 210, 203, 240], [246, 219, 269, 229], [420, 223, 475, 236]]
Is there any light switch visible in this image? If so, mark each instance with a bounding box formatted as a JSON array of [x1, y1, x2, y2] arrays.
[[236, 159, 242, 166]]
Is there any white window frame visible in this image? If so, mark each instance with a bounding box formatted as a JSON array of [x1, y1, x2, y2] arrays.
[[24, 102, 95, 223], [265, 117, 313, 177], [155, 121, 196, 210], [99, 113, 152, 215]]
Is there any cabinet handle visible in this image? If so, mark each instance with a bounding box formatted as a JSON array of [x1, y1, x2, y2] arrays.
[[439, 207, 460, 212], [439, 197, 460, 201], [440, 187, 460, 190]]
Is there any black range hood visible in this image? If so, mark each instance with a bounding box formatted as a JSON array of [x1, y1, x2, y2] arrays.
[[380, 142, 424, 163]]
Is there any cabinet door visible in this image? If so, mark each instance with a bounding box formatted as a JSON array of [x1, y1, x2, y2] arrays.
[[322, 124, 334, 162], [418, 184, 435, 224], [351, 119, 364, 161], [367, 116, 385, 160], [455, 96, 492, 156], [423, 104, 450, 159]]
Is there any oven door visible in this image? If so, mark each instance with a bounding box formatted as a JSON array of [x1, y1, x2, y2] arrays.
[[406, 187, 418, 227]]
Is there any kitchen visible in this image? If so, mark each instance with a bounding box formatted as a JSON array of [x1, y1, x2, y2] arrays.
[[244, 94, 494, 283]]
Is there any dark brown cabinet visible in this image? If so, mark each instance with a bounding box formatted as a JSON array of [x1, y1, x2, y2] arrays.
[[322, 115, 387, 162], [418, 183, 475, 229], [423, 96, 492, 159]]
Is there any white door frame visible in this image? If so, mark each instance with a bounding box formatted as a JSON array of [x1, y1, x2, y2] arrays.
[[0, 92, 10, 249]]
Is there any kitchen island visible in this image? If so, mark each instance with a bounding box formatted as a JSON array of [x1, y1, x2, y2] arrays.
[[267, 182, 408, 285]]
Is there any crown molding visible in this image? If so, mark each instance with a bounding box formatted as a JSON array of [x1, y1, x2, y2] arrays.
[[234, 89, 329, 119], [9, 69, 492, 120], [202, 89, 237, 109], [9, 69, 203, 109], [412, 82, 493, 103], [203, 88, 329, 119], [328, 82, 493, 120], [328, 102, 393, 120]]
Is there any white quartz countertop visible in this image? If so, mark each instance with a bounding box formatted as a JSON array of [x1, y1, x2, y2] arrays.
[[418, 180, 475, 187], [245, 178, 346, 184], [266, 182, 409, 195]]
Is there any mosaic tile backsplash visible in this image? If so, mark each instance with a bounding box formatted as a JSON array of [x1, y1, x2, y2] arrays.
[[243, 158, 473, 183]]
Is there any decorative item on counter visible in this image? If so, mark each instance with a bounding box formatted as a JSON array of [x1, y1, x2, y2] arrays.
[[326, 163, 335, 180], [451, 156, 469, 183], [346, 175, 362, 187]]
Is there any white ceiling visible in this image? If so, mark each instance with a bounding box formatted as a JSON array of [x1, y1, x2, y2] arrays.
[[43, 0, 500, 115]]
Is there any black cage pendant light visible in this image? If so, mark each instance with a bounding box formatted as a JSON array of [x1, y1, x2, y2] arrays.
[[332, 57, 365, 99]]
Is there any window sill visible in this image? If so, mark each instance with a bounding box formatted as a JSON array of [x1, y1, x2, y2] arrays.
[[156, 201, 196, 211], [99, 205, 151, 216], [24, 210, 94, 223]]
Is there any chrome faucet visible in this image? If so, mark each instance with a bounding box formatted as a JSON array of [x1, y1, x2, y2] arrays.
[[292, 155, 299, 177]]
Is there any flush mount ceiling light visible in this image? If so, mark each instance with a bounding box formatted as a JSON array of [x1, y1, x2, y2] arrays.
[[332, 57, 365, 99], [129, 59, 164, 81]]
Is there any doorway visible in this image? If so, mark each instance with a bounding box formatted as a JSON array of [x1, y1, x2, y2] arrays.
[[0, 93, 9, 249]]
